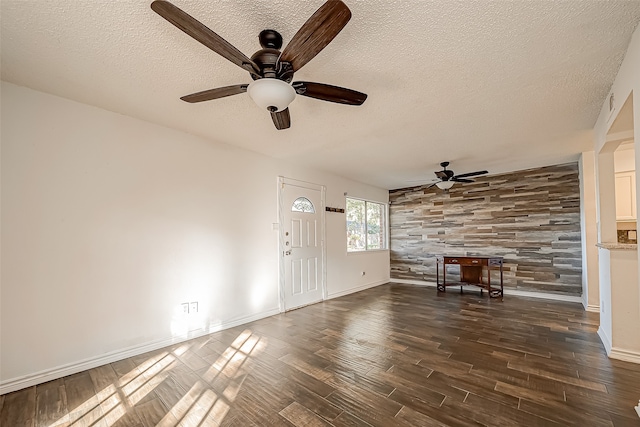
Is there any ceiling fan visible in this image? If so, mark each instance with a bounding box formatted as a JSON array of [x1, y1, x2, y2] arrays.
[[429, 162, 488, 191], [150, 0, 367, 130]]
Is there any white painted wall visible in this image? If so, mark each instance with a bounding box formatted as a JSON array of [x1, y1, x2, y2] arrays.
[[614, 144, 636, 173], [592, 23, 640, 364], [593, 25, 639, 154], [0, 82, 390, 391], [597, 248, 613, 351], [579, 151, 599, 312], [610, 249, 640, 355], [598, 246, 640, 362]]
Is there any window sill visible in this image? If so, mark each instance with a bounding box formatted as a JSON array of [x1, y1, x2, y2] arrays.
[[347, 249, 389, 255]]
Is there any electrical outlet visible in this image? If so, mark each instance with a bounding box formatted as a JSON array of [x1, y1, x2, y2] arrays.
[[190, 302, 198, 313], [181, 303, 189, 314]]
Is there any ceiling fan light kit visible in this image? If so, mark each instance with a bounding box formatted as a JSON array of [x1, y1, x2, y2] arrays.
[[247, 79, 296, 112], [151, 0, 367, 130], [435, 181, 455, 190]]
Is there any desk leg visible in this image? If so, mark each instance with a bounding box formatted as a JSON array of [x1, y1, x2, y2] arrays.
[[437, 262, 446, 292], [443, 265, 446, 292], [500, 263, 504, 300], [489, 263, 504, 299], [488, 266, 491, 297]]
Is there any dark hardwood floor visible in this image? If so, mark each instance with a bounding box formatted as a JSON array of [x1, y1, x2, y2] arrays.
[[2, 283, 640, 426]]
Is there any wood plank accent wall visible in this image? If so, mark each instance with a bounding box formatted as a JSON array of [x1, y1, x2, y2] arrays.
[[389, 163, 582, 296]]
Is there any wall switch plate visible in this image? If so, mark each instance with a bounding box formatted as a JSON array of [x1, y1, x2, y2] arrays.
[[181, 303, 189, 314], [190, 302, 198, 313]]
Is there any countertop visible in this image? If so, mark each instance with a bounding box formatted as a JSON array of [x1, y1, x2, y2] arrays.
[[596, 242, 638, 250]]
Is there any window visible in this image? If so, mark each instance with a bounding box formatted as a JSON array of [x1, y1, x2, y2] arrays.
[[346, 198, 387, 252], [291, 197, 315, 213]]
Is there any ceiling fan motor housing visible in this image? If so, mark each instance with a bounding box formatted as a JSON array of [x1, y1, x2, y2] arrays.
[[250, 30, 294, 82], [250, 48, 281, 79]]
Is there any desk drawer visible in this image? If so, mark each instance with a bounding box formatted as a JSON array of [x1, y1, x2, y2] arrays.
[[445, 257, 487, 266]]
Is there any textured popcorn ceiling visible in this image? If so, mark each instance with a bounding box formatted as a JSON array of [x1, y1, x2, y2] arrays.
[[2, 0, 640, 189]]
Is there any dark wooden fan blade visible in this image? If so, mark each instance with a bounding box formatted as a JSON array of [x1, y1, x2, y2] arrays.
[[452, 178, 474, 183], [180, 84, 248, 103], [453, 170, 488, 179], [151, 0, 259, 75], [271, 108, 291, 130], [292, 81, 367, 105], [279, 0, 351, 72], [435, 171, 448, 179]]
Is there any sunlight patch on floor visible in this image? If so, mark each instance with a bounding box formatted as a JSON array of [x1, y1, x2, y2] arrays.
[[47, 329, 264, 427]]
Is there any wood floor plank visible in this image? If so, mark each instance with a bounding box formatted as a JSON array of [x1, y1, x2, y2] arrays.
[[279, 401, 334, 427], [217, 408, 258, 427], [368, 367, 447, 406], [394, 405, 452, 427], [1, 386, 36, 427], [330, 410, 373, 427], [63, 370, 103, 427], [518, 397, 615, 427], [250, 350, 336, 398], [3, 284, 640, 427], [35, 378, 68, 427], [134, 397, 168, 427], [457, 392, 562, 426], [507, 360, 608, 392], [325, 382, 405, 426], [151, 375, 188, 413]]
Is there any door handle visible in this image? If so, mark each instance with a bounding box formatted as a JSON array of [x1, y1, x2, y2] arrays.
[[284, 250, 291, 256]]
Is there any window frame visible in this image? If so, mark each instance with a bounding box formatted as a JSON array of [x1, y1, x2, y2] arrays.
[[345, 197, 389, 253]]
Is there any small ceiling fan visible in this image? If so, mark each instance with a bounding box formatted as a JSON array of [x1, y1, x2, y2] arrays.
[[151, 0, 367, 130], [429, 162, 488, 191]]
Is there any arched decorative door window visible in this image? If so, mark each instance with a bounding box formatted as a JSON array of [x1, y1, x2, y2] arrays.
[[291, 197, 315, 213]]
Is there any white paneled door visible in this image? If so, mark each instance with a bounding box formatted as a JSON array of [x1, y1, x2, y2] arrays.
[[279, 178, 325, 311]]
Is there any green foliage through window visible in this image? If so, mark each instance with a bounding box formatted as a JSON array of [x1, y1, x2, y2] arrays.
[[346, 198, 387, 252]]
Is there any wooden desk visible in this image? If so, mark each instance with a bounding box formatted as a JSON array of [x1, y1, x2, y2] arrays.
[[436, 255, 504, 299]]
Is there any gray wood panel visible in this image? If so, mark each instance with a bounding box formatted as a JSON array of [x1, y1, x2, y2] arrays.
[[389, 163, 582, 296]]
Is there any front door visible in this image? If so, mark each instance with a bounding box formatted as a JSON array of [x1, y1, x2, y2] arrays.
[[279, 178, 325, 311]]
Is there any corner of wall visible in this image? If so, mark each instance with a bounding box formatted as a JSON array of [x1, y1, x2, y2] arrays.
[[598, 326, 612, 355]]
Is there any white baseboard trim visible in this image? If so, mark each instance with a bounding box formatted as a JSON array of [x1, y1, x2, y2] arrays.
[[598, 326, 613, 355], [390, 279, 583, 303], [585, 304, 600, 313], [581, 295, 600, 313], [505, 289, 582, 303], [0, 308, 280, 395], [327, 279, 388, 300], [609, 347, 640, 364], [392, 279, 437, 287]]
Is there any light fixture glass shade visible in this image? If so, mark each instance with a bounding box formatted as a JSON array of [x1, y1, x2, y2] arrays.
[[247, 78, 296, 112], [435, 181, 454, 190]]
